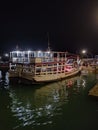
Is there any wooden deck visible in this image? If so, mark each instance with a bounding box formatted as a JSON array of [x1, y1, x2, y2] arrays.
[[88, 84, 98, 97]]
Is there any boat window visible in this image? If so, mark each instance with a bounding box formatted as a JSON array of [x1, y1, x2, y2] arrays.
[[24, 54, 28, 57], [13, 53, 17, 57], [30, 53, 34, 57], [18, 53, 22, 57], [54, 53, 57, 58], [45, 53, 50, 57], [38, 53, 42, 57]]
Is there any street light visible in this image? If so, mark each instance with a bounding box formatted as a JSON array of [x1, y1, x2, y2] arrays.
[[81, 49, 88, 65], [81, 49, 87, 58], [82, 50, 87, 54], [82, 49, 93, 59]]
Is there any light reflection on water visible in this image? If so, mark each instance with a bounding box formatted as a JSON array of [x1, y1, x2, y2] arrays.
[[8, 75, 90, 129], [9, 84, 68, 128], [0, 72, 98, 130], [0, 71, 9, 88]]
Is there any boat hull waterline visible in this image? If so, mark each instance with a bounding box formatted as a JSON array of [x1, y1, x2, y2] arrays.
[[9, 69, 80, 84]]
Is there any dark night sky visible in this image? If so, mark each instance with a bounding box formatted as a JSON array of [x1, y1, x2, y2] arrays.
[[0, 0, 98, 54]]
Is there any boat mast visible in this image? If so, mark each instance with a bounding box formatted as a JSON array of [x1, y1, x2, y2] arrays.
[[16, 44, 19, 51], [47, 32, 51, 51]]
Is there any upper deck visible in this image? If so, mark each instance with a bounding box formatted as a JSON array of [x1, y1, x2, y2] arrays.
[[10, 50, 68, 64]]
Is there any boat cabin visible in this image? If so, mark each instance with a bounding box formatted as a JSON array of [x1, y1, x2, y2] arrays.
[[10, 50, 67, 64]]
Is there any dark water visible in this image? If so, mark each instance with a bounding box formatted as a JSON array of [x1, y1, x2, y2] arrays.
[[0, 72, 98, 130]]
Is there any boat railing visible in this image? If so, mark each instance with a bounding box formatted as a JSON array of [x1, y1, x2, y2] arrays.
[[34, 61, 78, 75], [29, 57, 67, 63]]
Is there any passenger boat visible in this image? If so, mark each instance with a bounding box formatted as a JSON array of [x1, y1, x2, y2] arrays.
[[9, 50, 80, 84]]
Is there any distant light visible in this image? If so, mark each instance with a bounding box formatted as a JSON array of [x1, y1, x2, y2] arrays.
[[28, 50, 31, 53], [16, 51, 19, 54], [82, 50, 87, 54], [38, 50, 41, 53], [47, 51, 50, 54], [4, 53, 9, 57]]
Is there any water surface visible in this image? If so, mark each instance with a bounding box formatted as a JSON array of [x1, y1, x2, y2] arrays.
[[0, 73, 98, 130]]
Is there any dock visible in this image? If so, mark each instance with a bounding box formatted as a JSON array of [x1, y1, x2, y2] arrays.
[[88, 83, 98, 97]]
